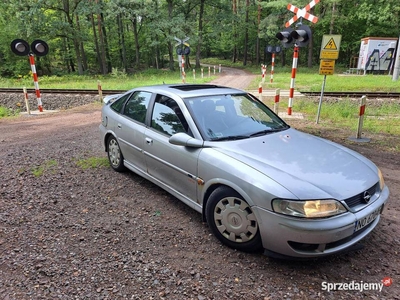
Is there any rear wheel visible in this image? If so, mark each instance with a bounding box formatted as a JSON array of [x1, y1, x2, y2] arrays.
[[205, 186, 262, 252], [107, 135, 126, 172]]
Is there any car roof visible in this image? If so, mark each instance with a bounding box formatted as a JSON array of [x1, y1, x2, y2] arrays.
[[130, 84, 245, 99]]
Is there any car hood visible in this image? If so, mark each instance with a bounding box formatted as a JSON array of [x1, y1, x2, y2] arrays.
[[210, 128, 378, 200]]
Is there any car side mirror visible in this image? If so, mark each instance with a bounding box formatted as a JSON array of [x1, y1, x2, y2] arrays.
[[169, 132, 203, 148]]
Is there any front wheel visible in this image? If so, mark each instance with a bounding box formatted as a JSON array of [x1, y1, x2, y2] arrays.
[[205, 186, 262, 252], [107, 135, 126, 172]]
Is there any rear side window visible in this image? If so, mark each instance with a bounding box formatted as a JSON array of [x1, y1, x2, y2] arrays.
[[110, 93, 131, 113], [151, 95, 188, 136], [123, 91, 151, 123]]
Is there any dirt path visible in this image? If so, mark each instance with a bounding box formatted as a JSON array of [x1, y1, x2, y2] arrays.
[[0, 70, 399, 299]]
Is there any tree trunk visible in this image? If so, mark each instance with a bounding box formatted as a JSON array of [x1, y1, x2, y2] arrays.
[[72, 37, 84, 75], [76, 15, 88, 71], [243, 0, 250, 66], [98, 13, 107, 74], [101, 13, 112, 73], [195, 0, 205, 69], [256, 4, 261, 66], [132, 17, 140, 68], [232, 0, 238, 63], [91, 13, 102, 73], [167, 0, 175, 71], [117, 14, 128, 72]]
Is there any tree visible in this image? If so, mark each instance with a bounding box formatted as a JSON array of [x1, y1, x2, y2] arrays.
[[1, 0, 400, 76]]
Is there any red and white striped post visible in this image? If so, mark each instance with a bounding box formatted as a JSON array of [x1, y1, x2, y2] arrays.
[[29, 54, 43, 112], [261, 65, 266, 83], [274, 88, 280, 114], [23, 87, 31, 115], [258, 83, 263, 101], [349, 95, 370, 142], [288, 46, 299, 115], [181, 56, 186, 83], [270, 53, 276, 83], [357, 96, 367, 139], [97, 80, 103, 102]]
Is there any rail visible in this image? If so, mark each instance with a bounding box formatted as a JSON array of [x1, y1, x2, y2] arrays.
[[0, 88, 399, 99]]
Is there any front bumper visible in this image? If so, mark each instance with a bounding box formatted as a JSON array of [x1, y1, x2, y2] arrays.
[[253, 185, 390, 258]]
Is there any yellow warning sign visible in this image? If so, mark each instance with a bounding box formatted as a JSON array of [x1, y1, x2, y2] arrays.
[[320, 50, 339, 59], [319, 34, 341, 60], [319, 59, 335, 75], [324, 38, 337, 50]]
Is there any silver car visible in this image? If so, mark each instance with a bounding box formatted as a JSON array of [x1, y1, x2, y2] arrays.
[[99, 84, 389, 258]]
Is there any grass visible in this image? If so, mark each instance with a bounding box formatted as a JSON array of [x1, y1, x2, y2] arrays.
[[1, 61, 399, 92], [248, 67, 400, 92], [0, 67, 217, 90], [260, 96, 400, 136], [31, 159, 58, 177], [0, 106, 20, 117], [76, 157, 109, 169]]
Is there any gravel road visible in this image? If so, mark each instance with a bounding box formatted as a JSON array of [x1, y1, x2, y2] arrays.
[[0, 69, 399, 299]]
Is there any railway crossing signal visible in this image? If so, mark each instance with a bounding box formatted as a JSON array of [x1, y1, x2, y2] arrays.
[[285, 0, 319, 28], [11, 39, 49, 56], [10, 38, 49, 112], [275, 0, 319, 116], [276, 24, 311, 48]]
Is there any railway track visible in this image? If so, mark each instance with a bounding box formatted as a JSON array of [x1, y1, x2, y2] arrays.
[[302, 91, 400, 98], [0, 88, 400, 98], [0, 88, 123, 95]]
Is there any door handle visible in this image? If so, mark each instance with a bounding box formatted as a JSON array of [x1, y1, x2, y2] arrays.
[[117, 123, 122, 129], [145, 137, 153, 144]]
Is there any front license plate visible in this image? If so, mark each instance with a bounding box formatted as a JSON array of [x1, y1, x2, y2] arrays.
[[354, 206, 381, 232]]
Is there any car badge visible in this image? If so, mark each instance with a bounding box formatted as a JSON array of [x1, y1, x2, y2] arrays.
[[363, 191, 371, 203]]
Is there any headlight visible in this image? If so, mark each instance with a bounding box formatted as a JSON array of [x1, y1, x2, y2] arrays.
[[378, 168, 385, 191], [272, 199, 347, 218]]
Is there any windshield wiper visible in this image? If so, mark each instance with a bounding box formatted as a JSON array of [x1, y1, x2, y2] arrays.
[[210, 135, 250, 141], [249, 128, 287, 137]]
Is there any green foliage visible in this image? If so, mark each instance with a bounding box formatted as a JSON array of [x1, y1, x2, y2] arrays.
[[76, 157, 109, 170], [0, 68, 217, 90], [1, 0, 399, 76], [31, 159, 58, 177], [291, 99, 400, 136], [0, 106, 20, 118], [250, 66, 400, 93]]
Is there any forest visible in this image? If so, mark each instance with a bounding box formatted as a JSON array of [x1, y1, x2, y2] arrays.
[[0, 0, 399, 77]]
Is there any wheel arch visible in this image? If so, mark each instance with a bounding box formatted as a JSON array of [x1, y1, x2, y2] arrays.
[[201, 181, 253, 222], [104, 132, 115, 152]]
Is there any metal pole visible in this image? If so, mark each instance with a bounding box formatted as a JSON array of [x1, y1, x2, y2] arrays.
[[23, 87, 31, 115], [349, 95, 370, 142], [270, 54, 275, 83], [356, 95, 367, 139], [288, 46, 299, 115], [316, 75, 327, 124], [392, 35, 400, 81], [97, 80, 103, 102], [181, 56, 186, 83], [29, 54, 43, 112], [274, 88, 280, 114]]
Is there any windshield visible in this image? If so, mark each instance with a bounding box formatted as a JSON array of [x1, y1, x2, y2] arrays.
[[185, 93, 289, 141]]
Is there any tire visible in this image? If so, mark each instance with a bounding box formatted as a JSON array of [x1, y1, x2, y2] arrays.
[[107, 135, 126, 172], [205, 186, 262, 252]]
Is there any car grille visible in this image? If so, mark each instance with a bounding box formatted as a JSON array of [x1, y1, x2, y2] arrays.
[[343, 182, 379, 208], [288, 220, 376, 253]]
